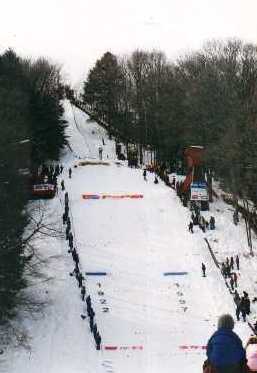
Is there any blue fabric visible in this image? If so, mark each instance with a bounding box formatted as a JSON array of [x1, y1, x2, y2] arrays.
[[207, 328, 245, 367]]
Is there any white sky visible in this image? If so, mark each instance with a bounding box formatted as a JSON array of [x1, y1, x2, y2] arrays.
[[0, 0, 257, 86]]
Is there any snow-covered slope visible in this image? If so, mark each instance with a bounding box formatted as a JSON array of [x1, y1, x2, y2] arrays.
[[3, 101, 256, 373]]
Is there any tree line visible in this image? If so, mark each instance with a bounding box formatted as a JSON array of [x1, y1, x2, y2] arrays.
[[82, 40, 257, 206], [0, 49, 67, 332]]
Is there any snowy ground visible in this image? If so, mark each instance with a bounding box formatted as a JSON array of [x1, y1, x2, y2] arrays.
[[2, 100, 257, 373]]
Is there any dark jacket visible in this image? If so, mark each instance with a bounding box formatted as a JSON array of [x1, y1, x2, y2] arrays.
[[207, 328, 246, 369]]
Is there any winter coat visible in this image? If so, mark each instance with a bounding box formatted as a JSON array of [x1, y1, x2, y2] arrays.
[[207, 328, 246, 369], [246, 344, 257, 371], [203, 361, 247, 373]]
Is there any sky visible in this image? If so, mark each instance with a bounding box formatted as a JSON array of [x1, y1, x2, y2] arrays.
[[0, 0, 257, 86]]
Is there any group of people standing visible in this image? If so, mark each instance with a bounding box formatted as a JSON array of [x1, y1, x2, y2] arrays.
[[142, 168, 159, 184], [220, 255, 251, 323], [234, 291, 251, 322], [61, 181, 102, 351], [188, 208, 215, 234], [86, 295, 102, 350]]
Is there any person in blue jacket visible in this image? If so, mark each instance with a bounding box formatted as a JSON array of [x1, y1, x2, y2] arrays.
[[206, 314, 247, 372]]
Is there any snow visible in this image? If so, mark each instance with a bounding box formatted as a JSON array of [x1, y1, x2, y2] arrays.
[[2, 100, 257, 373]]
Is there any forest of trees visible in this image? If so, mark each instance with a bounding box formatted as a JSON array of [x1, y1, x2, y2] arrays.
[[82, 40, 257, 206], [0, 49, 67, 332]]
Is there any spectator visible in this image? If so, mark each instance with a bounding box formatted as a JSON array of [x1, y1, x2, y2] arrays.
[[233, 272, 238, 288], [230, 257, 234, 270], [188, 221, 194, 234], [233, 209, 240, 225], [205, 314, 246, 372], [246, 336, 257, 372], [243, 292, 251, 315], [230, 276, 235, 291], [98, 146, 103, 160], [236, 255, 240, 271], [202, 263, 206, 277], [209, 216, 215, 230], [61, 180, 65, 191], [81, 285, 86, 301], [62, 212, 67, 225], [239, 297, 247, 322]]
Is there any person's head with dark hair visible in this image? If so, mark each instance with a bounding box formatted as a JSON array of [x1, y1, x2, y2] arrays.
[[217, 314, 234, 330]]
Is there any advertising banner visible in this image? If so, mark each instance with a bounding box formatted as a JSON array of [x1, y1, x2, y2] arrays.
[[190, 182, 208, 201]]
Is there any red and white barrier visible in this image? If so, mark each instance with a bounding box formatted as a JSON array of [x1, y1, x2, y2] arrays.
[[179, 345, 206, 350], [104, 345, 143, 351], [82, 193, 143, 200]]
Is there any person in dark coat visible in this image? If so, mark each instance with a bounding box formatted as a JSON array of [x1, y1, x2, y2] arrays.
[[93, 324, 97, 337], [236, 304, 241, 322], [233, 210, 239, 225], [234, 290, 240, 306], [66, 217, 71, 230], [236, 255, 240, 271], [206, 314, 246, 372], [60, 165, 64, 173], [87, 304, 92, 317], [81, 285, 86, 301], [62, 212, 67, 225], [193, 215, 198, 225], [230, 257, 234, 270], [77, 272, 84, 288], [65, 204, 69, 216], [234, 290, 241, 321], [89, 316, 94, 332], [226, 263, 231, 278], [86, 295, 91, 307], [96, 333, 101, 350], [230, 276, 234, 291], [209, 216, 215, 230], [88, 307, 95, 319], [65, 192, 69, 205], [202, 263, 206, 277], [239, 298, 247, 322], [72, 250, 79, 266], [68, 168, 72, 178], [66, 225, 70, 240], [188, 221, 194, 233], [61, 180, 65, 191], [143, 169, 147, 181], [68, 232, 73, 248], [243, 292, 251, 315]]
